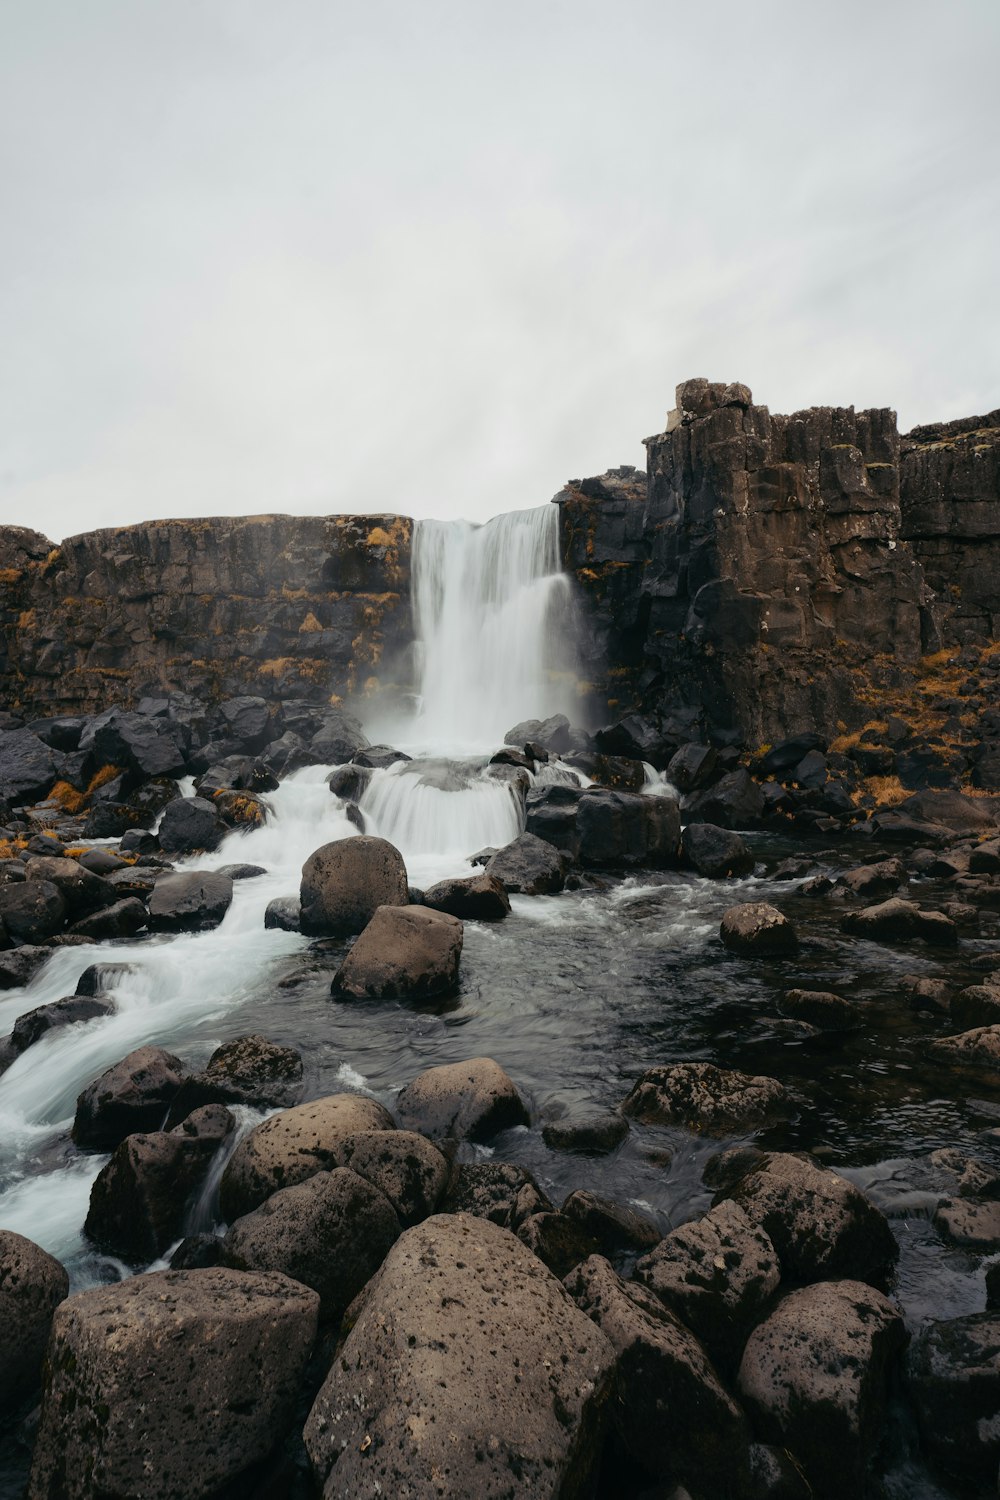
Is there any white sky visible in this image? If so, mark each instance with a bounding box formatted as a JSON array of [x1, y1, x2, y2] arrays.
[[2, 0, 998, 541]]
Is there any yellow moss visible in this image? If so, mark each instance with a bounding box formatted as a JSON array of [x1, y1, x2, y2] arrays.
[[47, 762, 123, 814], [830, 721, 888, 754], [328, 693, 343, 706], [0, 567, 21, 585], [299, 612, 323, 633], [213, 789, 266, 827], [852, 775, 910, 808], [578, 568, 598, 581], [0, 837, 28, 859], [366, 526, 392, 548]]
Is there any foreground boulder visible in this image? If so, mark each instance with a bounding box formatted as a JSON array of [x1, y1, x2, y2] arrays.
[[485, 831, 565, 894], [332, 904, 463, 1000], [304, 1213, 615, 1499], [0, 1230, 68, 1412], [395, 1057, 529, 1142], [148, 871, 234, 932], [28, 1268, 319, 1500], [908, 1311, 1000, 1486], [300, 835, 408, 935], [565, 1254, 751, 1491], [717, 1152, 899, 1288], [219, 1092, 395, 1221], [738, 1279, 906, 1499], [73, 1045, 189, 1150], [421, 871, 510, 920], [621, 1061, 790, 1135], [0, 879, 65, 942], [720, 902, 798, 957]]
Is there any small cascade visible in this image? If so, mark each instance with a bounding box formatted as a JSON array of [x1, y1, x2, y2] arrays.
[[360, 759, 522, 886], [409, 504, 578, 751]]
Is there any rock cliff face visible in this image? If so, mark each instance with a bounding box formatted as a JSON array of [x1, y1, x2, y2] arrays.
[[0, 515, 412, 716]]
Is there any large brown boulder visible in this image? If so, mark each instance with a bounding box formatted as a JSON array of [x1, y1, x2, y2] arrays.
[[621, 1061, 790, 1136], [331, 904, 463, 1000], [219, 1092, 395, 1221], [299, 835, 408, 936], [395, 1056, 529, 1142], [0, 1231, 68, 1412], [223, 1166, 400, 1318], [28, 1268, 319, 1500], [304, 1213, 616, 1499], [72, 1045, 189, 1151], [738, 1280, 906, 1499]]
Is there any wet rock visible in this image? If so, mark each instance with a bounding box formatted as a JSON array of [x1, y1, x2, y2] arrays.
[[0, 945, 50, 988], [2, 994, 113, 1073], [908, 1310, 1000, 1487], [72, 1045, 189, 1151], [0, 1230, 69, 1413], [932, 1198, 1000, 1248], [85, 1105, 235, 1261], [516, 1211, 602, 1276], [898, 789, 998, 837], [264, 894, 300, 930], [421, 871, 510, 920], [561, 1189, 660, 1256], [395, 1056, 529, 1142], [542, 1110, 629, 1155], [758, 734, 827, 779], [0, 879, 65, 942], [681, 822, 754, 878], [576, 787, 681, 868], [779, 988, 859, 1030], [930, 1024, 1000, 1069], [331, 904, 463, 1001], [904, 974, 953, 1014], [308, 711, 369, 765], [212, 788, 268, 830], [635, 1199, 781, 1370], [840, 897, 958, 946], [838, 857, 907, 899], [970, 838, 1000, 874], [219, 1092, 395, 1220], [720, 902, 798, 957], [157, 795, 224, 853], [211, 695, 273, 753], [311, 1129, 449, 1226], [27, 1267, 319, 1500], [485, 830, 565, 894], [505, 713, 574, 754], [565, 1254, 751, 1491], [223, 1165, 400, 1319], [70, 897, 148, 939], [718, 1152, 899, 1288], [304, 1212, 614, 1500], [685, 768, 766, 829], [563, 751, 646, 791], [0, 729, 60, 805], [666, 742, 719, 792], [524, 784, 583, 857], [353, 743, 411, 769], [326, 762, 372, 802], [75, 960, 135, 996], [216, 862, 266, 881], [300, 834, 408, 936], [148, 870, 234, 931], [79, 707, 189, 778], [23, 854, 118, 917], [491, 745, 534, 770], [168, 1234, 225, 1270], [951, 983, 1000, 1029], [440, 1160, 551, 1229], [165, 1034, 303, 1123], [621, 1061, 790, 1136], [738, 1279, 906, 1499]]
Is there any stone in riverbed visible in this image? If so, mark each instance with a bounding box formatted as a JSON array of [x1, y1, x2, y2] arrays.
[[263, 893, 300, 930], [682, 822, 755, 878], [576, 787, 681, 868], [440, 1160, 552, 1229], [165, 1034, 303, 1124], [27, 1267, 319, 1500], [485, 830, 565, 894], [219, 1092, 395, 1221], [779, 988, 860, 1031], [720, 902, 798, 957], [837, 858, 906, 898], [0, 1230, 68, 1413], [69, 896, 147, 939], [932, 1198, 1000, 1248], [542, 1109, 629, 1155], [840, 896, 957, 946], [517, 1210, 601, 1276], [72, 1044, 189, 1151], [0, 945, 50, 989], [223, 1166, 401, 1319], [930, 1024, 1000, 1069], [951, 983, 1000, 1029], [299, 834, 408, 936], [156, 795, 224, 853], [304, 1213, 615, 1500], [0, 879, 65, 942], [308, 1129, 449, 1226], [331, 904, 462, 1001], [907, 1310, 1000, 1487], [148, 870, 234, 932], [1, 994, 113, 1074], [395, 1056, 529, 1142], [24, 854, 118, 916], [621, 1061, 790, 1136], [561, 1189, 661, 1256], [738, 1279, 906, 1500], [421, 871, 510, 920]]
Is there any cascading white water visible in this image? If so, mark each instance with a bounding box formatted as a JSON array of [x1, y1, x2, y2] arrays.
[[360, 760, 522, 887], [409, 504, 577, 751]]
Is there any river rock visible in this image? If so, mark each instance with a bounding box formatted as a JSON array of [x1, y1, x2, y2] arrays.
[[0, 1230, 69, 1412], [576, 787, 681, 868], [165, 1034, 303, 1123], [738, 1279, 906, 1499], [720, 902, 798, 957], [0, 879, 65, 942], [840, 897, 958, 946], [24, 854, 117, 916], [542, 1110, 629, 1155], [85, 1105, 235, 1261], [73, 1044, 189, 1150], [718, 1152, 899, 1288], [621, 1061, 790, 1135], [308, 1129, 449, 1226], [516, 1211, 601, 1276], [304, 1212, 615, 1498], [71, 897, 148, 940], [148, 870, 234, 932], [779, 988, 860, 1030], [219, 1092, 395, 1220], [908, 1310, 1000, 1486], [930, 1024, 1000, 1068], [300, 834, 408, 935], [0, 944, 51, 988], [561, 1189, 661, 1256], [421, 871, 510, 920], [27, 1267, 319, 1500], [838, 858, 907, 898], [505, 713, 574, 754], [74, 960, 135, 996], [326, 762, 371, 802], [0, 728, 59, 805], [157, 795, 224, 853], [970, 838, 1000, 873], [308, 711, 369, 765], [951, 983, 1000, 1029], [681, 822, 755, 878], [331, 904, 463, 1000], [223, 1165, 400, 1318], [2, 994, 114, 1072], [932, 1198, 1000, 1248], [666, 742, 719, 792], [565, 1253, 751, 1491], [685, 767, 766, 829], [440, 1160, 552, 1229], [485, 830, 565, 894], [635, 1199, 781, 1371], [395, 1056, 529, 1142], [264, 893, 300, 930]]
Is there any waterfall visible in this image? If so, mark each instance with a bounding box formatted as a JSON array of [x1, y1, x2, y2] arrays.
[[409, 504, 577, 751]]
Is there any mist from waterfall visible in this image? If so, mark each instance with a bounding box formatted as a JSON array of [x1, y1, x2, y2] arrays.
[[408, 504, 578, 751]]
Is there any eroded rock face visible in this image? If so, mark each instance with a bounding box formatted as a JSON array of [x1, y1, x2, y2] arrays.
[[300, 835, 409, 936], [304, 1213, 616, 1499], [395, 1057, 529, 1142], [908, 1310, 1000, 1485], [331, 904, 463, 1001], [28, 1267, 319, 1500], [621, 1061, 790, 1136], [0, 1230, 69, 1412], [738, 1280, 906, 1499]]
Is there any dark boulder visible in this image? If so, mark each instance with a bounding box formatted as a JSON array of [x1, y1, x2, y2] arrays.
[[308, 712, 369, 765], [300, 834, 408, 936], [395, 1057, 529, 1142], [561, 1189, 660, 1256], [309, 1129, 449, 1227], [682, 822, 754, 877], [563, 752, 646, 790], [0, 729, 59, 805], [0, 1230, 69, 1413], [576, 788, 680, 868], [23, 855, 118, 917], [838, 858, 906, 898], [352, 744, 411, 769], [908, 1311, 1000, 1486], [666, 742, 719, 792], [0, 879, 65, 942], [148, 871, 234, 932], [440, 1160, 551, 1229], [421, 872, 510, 921], [840, 897, 957, 946], [212, 788, 268, 830], [72, 1045, 189, 1151], [2, 995, 114, 1073], [686, 768, 766, 829], [542, 1111, 628, 1156], [516, 1210, 601, 1277], [594, 712, 675, 767], [621, 1061, 790, 1136], [157, 796, 224, 854], [757, 734, 827, 778], [70, 898, 148, 940], [165, 1035, 304, 1124], [0, 945, 51, 989], [79, 708, 188, 778], [780, 988, 859, 1031], [485, 831, 565, 894], [264, 894, 300, 931], [326, 762, 372, 803], [505, 713, 573, 754], [211, 696, 273, 753]]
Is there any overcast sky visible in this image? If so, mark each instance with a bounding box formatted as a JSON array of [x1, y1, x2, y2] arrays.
[[2, 0, 998, 541]]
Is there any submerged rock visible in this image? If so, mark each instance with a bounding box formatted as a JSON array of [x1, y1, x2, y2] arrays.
[[621, 1061, 790, 1136], [331, 904, 463, 1001], [300, 834, 408, 935], [395, 1056, 529, 1142], [1, 994, 114, 1074], [304, 1213, 615, 1499], [542, 1110, 629, 1156], [0, 1230, 68, 1413]]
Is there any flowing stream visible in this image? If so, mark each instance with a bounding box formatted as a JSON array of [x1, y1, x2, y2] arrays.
[[0, 504, 998, 1498]]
